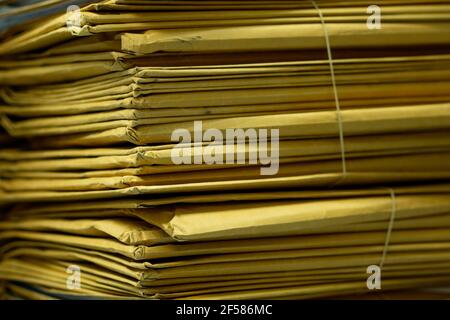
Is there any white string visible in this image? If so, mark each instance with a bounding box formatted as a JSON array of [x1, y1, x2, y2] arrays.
[[309, 0, 396, 271], [380, 188, 397, 269], [309, 0, 347, 176]]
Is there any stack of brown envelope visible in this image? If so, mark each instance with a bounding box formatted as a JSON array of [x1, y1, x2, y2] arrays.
[[1, 0, 450, 300]]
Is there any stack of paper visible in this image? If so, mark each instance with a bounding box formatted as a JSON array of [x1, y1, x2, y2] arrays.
[[1, 0, 450, 299]]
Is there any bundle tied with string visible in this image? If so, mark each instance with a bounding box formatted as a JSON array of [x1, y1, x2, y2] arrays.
[[0, 0, 450, 300], [311, 0, 396, 273]]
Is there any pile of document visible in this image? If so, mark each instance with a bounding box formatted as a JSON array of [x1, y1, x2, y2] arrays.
[[1, 0, 450, 299]]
